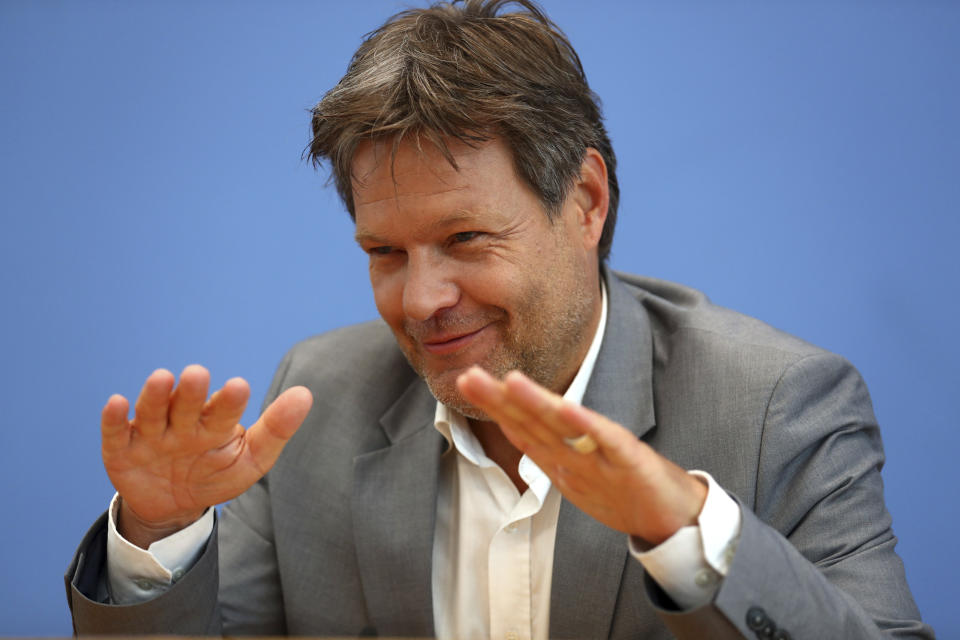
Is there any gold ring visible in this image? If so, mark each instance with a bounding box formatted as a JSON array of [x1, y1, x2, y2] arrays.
[[563, 434, 597, 454]]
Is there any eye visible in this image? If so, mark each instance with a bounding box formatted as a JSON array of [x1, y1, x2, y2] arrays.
[[450, 231, 481, 244], [368, 245, 396, 256]]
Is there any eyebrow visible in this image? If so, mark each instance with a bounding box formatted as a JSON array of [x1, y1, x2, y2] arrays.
[[354, 209, 489, 246], [353, 229, 385, 246]]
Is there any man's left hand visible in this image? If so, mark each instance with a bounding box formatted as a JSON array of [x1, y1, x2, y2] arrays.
[[457, 367, 707, 545]]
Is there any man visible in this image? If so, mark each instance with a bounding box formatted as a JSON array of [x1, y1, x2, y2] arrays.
[[65, 1, 932, 638]]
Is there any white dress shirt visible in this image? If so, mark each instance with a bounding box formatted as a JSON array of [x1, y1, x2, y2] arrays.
[[105, 282, 742, 638]]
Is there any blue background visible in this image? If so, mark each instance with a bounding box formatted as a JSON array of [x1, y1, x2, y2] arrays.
[[1, 1, 956, 635]]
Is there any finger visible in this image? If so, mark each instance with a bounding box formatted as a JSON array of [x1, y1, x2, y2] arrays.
[[101, 394, 131, 453], [168, 364, 211, 433], [501, 371, 584, 443], [469, 370, 591, 463], [500, 371, 638, 465], [456, 367, 529, 424], [494, 374, 632, 471], [245, 386, 313, 475], [132, 369, 175, 438], [558, 401, 643, 467], [457, 368, 579, 465], [201, 377, 251, 432]]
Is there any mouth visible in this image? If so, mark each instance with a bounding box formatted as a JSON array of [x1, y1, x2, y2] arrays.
[[420, 325, 490, 355]]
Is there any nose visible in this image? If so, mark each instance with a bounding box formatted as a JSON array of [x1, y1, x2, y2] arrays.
[[402, 251, 460, 321]]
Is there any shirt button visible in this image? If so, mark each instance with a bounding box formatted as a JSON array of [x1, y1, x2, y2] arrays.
[[505, 631, 519, 640], [172, 568, 185, 581], [134, 578, 154, 591], [724, 542, 737, 566], [504, 523, 518, 533], [694, 568, 716, 588]]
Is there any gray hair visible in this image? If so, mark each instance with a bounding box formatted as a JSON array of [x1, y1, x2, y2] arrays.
[[307, 0, 619, 262]]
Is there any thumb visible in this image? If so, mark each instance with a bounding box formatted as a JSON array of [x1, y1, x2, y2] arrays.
[[246, 386, 313, 473]]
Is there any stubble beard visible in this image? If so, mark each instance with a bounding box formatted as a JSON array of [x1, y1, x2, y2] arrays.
[[398, 271, 598, 421]]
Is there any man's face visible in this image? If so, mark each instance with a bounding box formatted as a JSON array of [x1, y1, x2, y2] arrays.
[[352, 137, 603, 419]]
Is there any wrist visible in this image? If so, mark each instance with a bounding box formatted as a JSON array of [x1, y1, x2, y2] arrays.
[[638, 469, 709, 546], [117, 498, 206, 549]]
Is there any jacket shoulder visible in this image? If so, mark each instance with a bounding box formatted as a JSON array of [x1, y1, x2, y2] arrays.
[[264, 320, 420, 420], [286, 320, 406, 370], [612, 270, 833, 366]]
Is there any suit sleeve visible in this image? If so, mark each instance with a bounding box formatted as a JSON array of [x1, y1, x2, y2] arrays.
[[650, 353, 933, 639], [64, 512, 222, 635]]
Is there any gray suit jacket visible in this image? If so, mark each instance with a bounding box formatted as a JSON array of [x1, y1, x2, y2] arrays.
[[66, 270, 933, 638]]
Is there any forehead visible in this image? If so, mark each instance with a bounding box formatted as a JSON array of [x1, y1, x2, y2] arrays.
[[349, 137, 553, 246], [350, 136, 521, 207]]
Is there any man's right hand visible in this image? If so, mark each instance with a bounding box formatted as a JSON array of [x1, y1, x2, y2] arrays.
[[101, 365, 313, 549]]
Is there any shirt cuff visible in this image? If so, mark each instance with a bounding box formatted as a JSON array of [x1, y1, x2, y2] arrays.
[[628, 470, 741, 610], [105, 493, 215, 604]]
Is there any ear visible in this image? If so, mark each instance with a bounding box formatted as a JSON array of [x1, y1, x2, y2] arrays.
[[567, 147, 609, 252]]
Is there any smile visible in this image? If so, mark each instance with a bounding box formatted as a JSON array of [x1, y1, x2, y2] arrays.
[[421, 325, 490, 355]]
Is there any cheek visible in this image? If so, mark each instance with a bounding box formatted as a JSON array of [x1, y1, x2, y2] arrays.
[[370, 270, 404, 327]]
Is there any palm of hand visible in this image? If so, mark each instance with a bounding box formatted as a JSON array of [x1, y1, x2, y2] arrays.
[[101, 365, 313, 532]]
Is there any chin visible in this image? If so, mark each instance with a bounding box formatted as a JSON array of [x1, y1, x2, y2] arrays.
[[425, 377, 492, 422], [447, 401, 492, 422], [398, 343, 501, 421]]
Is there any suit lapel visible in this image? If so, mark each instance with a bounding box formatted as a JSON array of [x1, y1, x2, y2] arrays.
[[550, 269, 658, 637], [350, 271, 659, 636], [352, 379, 444, 637], [583, 268, 656, 437]]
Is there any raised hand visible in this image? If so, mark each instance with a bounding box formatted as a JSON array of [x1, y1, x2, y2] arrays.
[[101, 365, 313, 548], [457, 367, 706, 545]]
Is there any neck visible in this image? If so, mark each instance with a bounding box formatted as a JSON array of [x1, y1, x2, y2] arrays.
[[469, 418, 528, 494]]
